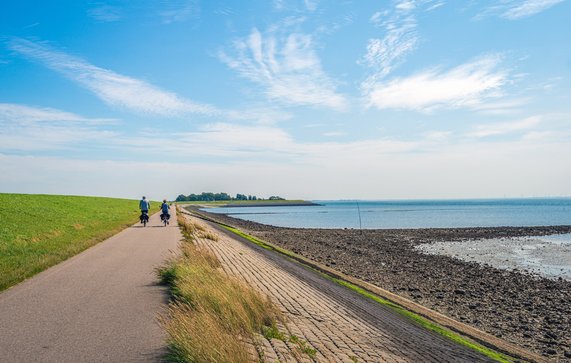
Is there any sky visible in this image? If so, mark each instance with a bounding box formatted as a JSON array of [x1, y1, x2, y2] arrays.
[[1, 0, 570, 200]]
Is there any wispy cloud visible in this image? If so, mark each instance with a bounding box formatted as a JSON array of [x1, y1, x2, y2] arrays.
[[0, 103, 116, 124], [503, 0, 565, 19], [159, 0, 200, 24], [362, 1, 446, 98], [468, 116, 541, 138], [363, 1, 419, 83], [219, 28, 348, 110], [366, 55, 510, 111], [0, 103, 117, 151], [273, 0, 319, 12], [8, 38, 217, 116], [88, 4, 122, 22], [481, 0, 565, 20]]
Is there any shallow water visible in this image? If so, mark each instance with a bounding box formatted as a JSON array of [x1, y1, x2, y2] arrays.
[[204, 198, 571, 229], [416, 233, 571, 281]]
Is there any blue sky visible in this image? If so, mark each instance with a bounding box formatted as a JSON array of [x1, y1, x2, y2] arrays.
[[1, 0, 570, 200]]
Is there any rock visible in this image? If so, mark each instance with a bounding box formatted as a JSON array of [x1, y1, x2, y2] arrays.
[[454, 289, 466, 295]]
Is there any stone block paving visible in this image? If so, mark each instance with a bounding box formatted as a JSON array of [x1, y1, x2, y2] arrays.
[[188, 216, 495, 363]]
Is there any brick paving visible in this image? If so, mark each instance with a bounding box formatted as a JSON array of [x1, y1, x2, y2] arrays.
[[186, 215, 496, 363]]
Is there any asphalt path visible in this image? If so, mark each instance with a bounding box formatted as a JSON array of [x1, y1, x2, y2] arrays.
[[0, 210, 180, 362]]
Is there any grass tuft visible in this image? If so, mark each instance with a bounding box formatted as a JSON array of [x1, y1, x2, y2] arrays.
[[289, 334, 317, 358], [198, 231, 219, 241], [262, 324, 287, 341], [160, 215, 284, 362]]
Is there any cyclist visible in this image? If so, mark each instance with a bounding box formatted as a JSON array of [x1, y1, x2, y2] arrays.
[[139, 196, 150, 224], [160, 199, 170, 224]]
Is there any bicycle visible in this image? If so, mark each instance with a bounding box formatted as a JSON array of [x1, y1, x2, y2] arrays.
[[140, 211, 149, 227], [160, 213, 170, 227]]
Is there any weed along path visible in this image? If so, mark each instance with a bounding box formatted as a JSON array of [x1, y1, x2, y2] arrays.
[[0, 210, 180, 363], [183, 213, 503, 363]]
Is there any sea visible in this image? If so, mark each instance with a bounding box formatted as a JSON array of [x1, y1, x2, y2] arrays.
[[204, 198, 571, 280], [203, 198, 571, 229]]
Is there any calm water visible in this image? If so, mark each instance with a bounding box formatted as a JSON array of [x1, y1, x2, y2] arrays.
[[203, 198, 571, 229]]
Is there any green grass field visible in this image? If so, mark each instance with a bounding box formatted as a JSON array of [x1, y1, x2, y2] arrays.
[[0, 193, 157, 291]]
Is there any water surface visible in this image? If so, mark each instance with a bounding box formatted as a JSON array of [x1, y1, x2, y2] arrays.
[[203, 198, 571, 229]]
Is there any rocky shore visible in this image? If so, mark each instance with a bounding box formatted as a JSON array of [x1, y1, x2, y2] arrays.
[[194, 208, 571, 362]]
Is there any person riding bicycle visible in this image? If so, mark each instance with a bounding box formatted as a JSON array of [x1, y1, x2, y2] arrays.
[[139, 196, 150, 223], [160, 199, 170, 224]]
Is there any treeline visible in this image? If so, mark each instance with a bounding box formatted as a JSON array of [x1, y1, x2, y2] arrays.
[[175, 192, 285, 202]]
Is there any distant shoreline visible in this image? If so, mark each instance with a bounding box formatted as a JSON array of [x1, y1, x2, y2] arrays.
[[182, 200, 321, 208], [218, 201, 320, 208]]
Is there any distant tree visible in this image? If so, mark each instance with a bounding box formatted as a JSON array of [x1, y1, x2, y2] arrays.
[[177, 192, 266, 202], [214, 192, 231, 201], [175, 194, 188, 202]]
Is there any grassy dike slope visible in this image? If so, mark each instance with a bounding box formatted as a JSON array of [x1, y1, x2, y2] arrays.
[[0, 193, 155, 291]]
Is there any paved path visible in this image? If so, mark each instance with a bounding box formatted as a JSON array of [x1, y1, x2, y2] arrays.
[[188, 215, 496, 363], [0, 210, 180, 363]]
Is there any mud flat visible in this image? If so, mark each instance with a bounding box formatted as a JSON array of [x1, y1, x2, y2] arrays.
[[193, 208, 571, 362], [416, 234, 571, 281]]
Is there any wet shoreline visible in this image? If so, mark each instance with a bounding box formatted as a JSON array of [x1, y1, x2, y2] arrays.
[[193, 207, 571, 361]]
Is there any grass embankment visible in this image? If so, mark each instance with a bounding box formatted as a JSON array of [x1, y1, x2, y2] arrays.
[[0, 193, 155, 291], [218, 224, 514, 363], [161, 214, 317, 362], [159, 214, 283, 362]]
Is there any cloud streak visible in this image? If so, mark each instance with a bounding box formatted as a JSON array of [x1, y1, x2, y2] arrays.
[[0, 103, 116, 124], [481, 0, 565, 20], [363, 1, 419, 83], [8, 38, 217, 116], [219, 28, 347, 110], [503, 0, 565, 19], [366, 55, 509, 111], [468, 116, 541, 138], [0, 103, 117, 151]]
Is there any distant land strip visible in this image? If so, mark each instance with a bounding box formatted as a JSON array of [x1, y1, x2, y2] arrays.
[[218, 200, 320, 208]]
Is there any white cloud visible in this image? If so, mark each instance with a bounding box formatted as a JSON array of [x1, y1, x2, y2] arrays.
[[363, 2, 418, 83], [362, 0, 449, 91], [0, 103, 117, 151], [481, 0, 565, 20], [468, 116, 541, 138], [396, 0, 417, 11], [219, 28, 347, 110], [9, 38, 216, 116], [366, 55, 509, 111], [3, 132, 571, 200], [0, 103, 116, 124], [88, 5, 122, 22], [503, 0, 565, 19], [272, 0, 318, 12], [426, 1, 445, 11]]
